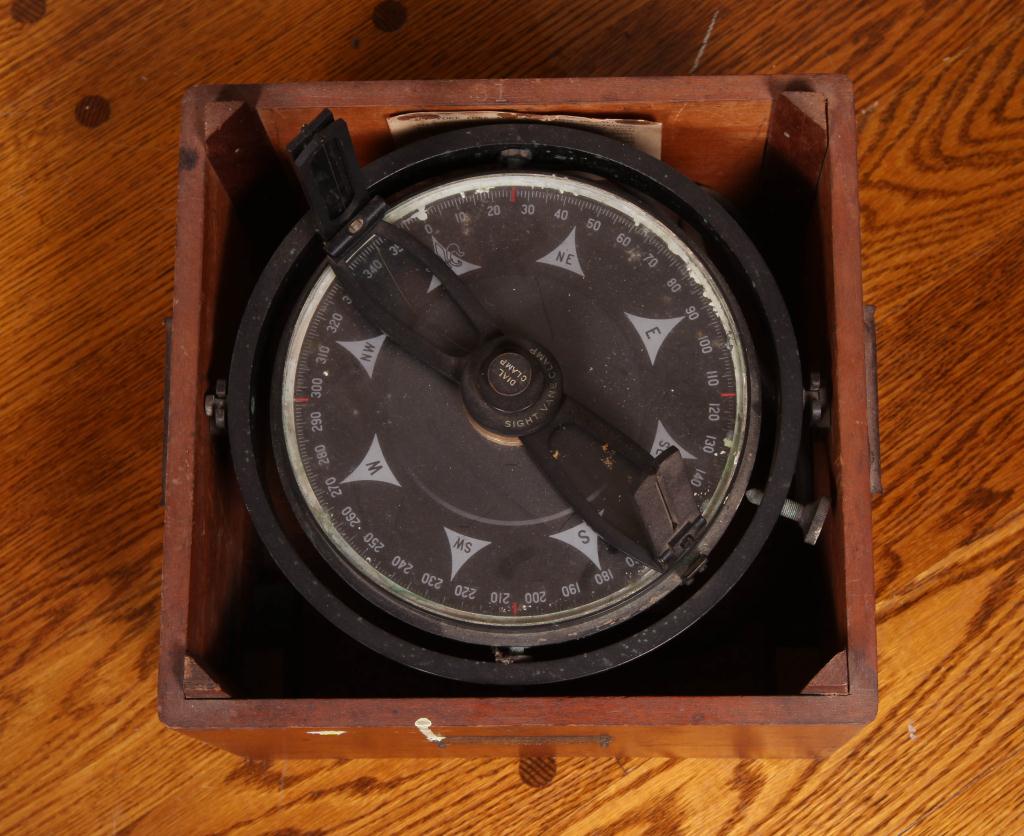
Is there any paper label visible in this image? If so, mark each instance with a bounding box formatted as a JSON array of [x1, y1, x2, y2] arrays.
[[387, 110, 662, 158]]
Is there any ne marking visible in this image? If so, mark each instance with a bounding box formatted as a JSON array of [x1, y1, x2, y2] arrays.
[[625, 312, 685, 364], [537, 226, 584, 276], [445, 527, 491, 579], [550, 522, 601, 569], [342, 435, 401, 486], [337, 333, 386, 377]]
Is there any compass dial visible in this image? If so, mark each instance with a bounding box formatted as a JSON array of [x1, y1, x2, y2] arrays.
[[277, 172, 756, 640]]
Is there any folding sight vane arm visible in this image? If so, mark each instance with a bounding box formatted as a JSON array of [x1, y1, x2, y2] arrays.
[[287, 109, 708, 576]]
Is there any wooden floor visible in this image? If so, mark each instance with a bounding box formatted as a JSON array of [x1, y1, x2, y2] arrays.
[[2, 0, 1023, 832]]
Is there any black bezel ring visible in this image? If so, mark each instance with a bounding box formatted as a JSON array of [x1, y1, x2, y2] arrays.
[[227, 123, 802, 685]]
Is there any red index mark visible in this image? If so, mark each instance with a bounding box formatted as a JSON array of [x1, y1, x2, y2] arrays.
[[719, 392, 736, 398], [294, 397, 310, 403], [511, 601, 518, 615], [510, 187, 517, 203]]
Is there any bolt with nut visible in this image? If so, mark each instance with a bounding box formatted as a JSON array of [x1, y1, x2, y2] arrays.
[[745, 488, 831, 545]]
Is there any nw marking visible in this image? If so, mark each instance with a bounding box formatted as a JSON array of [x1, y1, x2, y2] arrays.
[[651, 420, 695, 460], [625, 312, 685, 364], [431, 238, 480, 275], [550, 522, 601, 569], [536, 226, 584, 276], [337, 333, 386, 378], [342, 435, 401, 487], [445, 527, 491, 579]]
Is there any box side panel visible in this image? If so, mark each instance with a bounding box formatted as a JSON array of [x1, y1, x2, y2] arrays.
[[160, 88, 212, 719], [250, 77, 776, 202], [815, 79, 877, 706], [179, 721, 861, 759]]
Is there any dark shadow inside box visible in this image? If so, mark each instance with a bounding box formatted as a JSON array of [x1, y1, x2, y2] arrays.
[[186, 91, 842, 700], [210, 520, 839, 698]]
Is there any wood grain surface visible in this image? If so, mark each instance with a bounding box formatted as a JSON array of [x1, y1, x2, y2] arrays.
[[1, 0, 1022, 832]]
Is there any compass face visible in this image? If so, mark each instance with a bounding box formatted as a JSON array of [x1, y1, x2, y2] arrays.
[[276, 172, 756, 641]]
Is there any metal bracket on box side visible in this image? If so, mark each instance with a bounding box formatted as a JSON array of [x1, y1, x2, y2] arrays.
[[864, 305, 883, 496]]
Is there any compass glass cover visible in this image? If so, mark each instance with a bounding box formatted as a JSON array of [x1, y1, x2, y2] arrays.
[[278, 172, 753, 632]]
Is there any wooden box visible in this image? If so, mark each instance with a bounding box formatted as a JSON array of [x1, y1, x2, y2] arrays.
[[160, 76, 877, 759]]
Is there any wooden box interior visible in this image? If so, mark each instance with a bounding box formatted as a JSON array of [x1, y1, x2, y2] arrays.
[[161, 77, 875, 758]]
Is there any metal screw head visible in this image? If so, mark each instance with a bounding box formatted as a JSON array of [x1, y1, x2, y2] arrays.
[[804, 372, 830, 428], [204, 379, 227, 432]]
